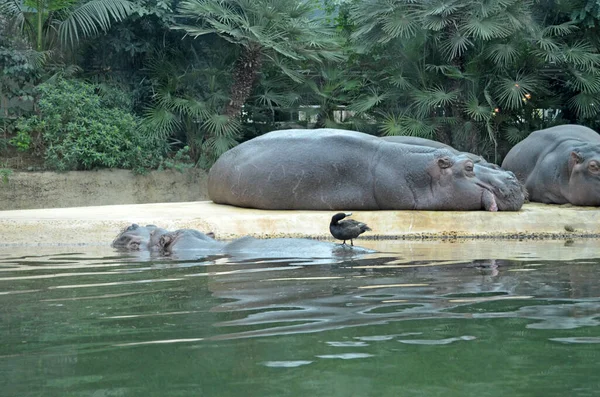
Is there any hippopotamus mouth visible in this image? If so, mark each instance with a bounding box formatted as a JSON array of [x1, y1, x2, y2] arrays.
[[476, 176, 525, 212], [478, 183, 499, 212]]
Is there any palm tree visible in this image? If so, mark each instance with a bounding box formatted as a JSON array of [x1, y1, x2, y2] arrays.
[[346, 0, 600, 161], [172, 0, 345, 119], [0, 0, 135, 52]]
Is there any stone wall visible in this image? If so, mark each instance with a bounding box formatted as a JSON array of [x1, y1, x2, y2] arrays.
[[0, 169, 209, 210]]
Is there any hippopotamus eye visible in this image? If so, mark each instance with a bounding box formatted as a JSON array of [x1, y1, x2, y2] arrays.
[[588, 160, 600, 174], [464, 161, 474, 173]]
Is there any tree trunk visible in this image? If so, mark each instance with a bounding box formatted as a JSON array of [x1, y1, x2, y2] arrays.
[[224, 46, 263, 118]]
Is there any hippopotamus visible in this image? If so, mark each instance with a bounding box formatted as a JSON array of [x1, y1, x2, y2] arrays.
[[381, 136, 527, 201], [208, 128, 525, 211], [111, 224, 169, 251], [222, 236, 374, 260], [381, 136, 496, 168], [159, 229, 225, 255], [501, 124, 600, 205], [112, 224, 375, 260]]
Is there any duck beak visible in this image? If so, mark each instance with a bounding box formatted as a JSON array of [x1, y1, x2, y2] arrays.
[[345, 212, 352, 216]]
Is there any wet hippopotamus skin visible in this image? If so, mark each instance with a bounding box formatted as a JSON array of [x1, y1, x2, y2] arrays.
[[159, 229, 225, 254], [111, 224, 169, 251], [112, 224, 374, 259], [208, 128, 525, 211], [501, 124, 600, 205], [222, 236, 374, 260]]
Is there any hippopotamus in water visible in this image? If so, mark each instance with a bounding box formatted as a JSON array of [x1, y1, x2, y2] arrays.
[[222, 236, 374, 260], [111, 224, 169, 251], [501, 124, 600, 205], [112, 224, 375, 260], [381, 136, 496, 168], [159, 229, 225, 255], [208, 128, 525, 211]]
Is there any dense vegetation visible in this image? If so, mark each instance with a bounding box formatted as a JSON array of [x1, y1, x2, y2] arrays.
[[2, 0, 600, 172]]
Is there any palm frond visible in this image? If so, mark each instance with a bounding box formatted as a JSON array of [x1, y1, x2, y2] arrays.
[[0, 0, 25, 27], [380, 12, 420, 39], [542, 22, 578, 37], [461, 16, 513, 40], [57, 0, 135, 48], [561, 41, 600, 70], [347, 87, 389, 113], [568, 92, 600, 118], [440, 31, 473, 60], [486, 43, 519, 68], [567, 70, 600, 94], [464, 96, 493, 122], [202, 114, 241, 137], [496, 73, 539, 109], [504, 125, 528, 144], [142, 107, 181, 141], [395, 115, 438, 139], [412, 85, 460, 117]]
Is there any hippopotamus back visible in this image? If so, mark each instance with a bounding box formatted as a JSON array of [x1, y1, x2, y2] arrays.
[[381, 136, 492, 167], [501, 124, 600, 205], [208, 128, 524, 211]]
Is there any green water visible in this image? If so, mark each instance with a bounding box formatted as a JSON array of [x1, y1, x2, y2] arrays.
[[1, 240, 600, 397]]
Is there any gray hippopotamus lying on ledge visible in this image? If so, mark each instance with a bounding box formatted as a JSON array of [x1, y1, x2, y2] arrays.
[[208, 128, 525, 211], [111, 224, 375, 259], [502, 124, 600, 206]]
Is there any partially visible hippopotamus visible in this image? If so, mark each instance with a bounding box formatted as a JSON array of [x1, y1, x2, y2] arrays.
[[381, 135, 527, 202], [112, 224, 375, 260], [208, 128, 525, 211], [381, 136, 496, 168], [111, 224, 169, 251], [501, 124, 600, 205], [159, 229, 225, 255], [222, 236, 374, 260]]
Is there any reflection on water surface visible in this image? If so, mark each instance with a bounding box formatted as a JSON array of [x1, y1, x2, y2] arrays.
[[1, 239, 600, 397]]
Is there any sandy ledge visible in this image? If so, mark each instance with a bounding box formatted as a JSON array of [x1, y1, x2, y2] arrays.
[[1, 201, 600, 247]]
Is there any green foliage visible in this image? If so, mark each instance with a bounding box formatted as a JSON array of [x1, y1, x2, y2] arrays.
[[14, 79, 167, 172], [0, 168, 12, 185], [0, 0, 136, 51], [157, 146, 195, 172], [9, 130, 32, 151], [343, 0, 600, 160]]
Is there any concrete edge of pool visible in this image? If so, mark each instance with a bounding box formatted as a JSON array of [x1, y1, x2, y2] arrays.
[[0, 201, 599, 247]]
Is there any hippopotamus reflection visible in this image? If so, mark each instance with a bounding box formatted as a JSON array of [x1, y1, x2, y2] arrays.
[[111, 224, 169, 251], [208, 128, 525, 211], [502, 124, 600, 206]]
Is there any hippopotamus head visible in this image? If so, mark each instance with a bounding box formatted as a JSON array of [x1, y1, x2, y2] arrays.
[[428, 154, 525, 211], [159, 229, 224, 255], [111, 224, 167, 251], [567, 144, 600, 206]]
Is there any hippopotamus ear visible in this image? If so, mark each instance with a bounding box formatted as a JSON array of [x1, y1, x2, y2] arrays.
[[437, 156, 453, 169], [571, 151, 584, 164], [569, 151, 584, 174], [159, 234, 173, 248]]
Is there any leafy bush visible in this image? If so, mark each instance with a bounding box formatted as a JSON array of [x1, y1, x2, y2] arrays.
[[15, 79, 169, 172]]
